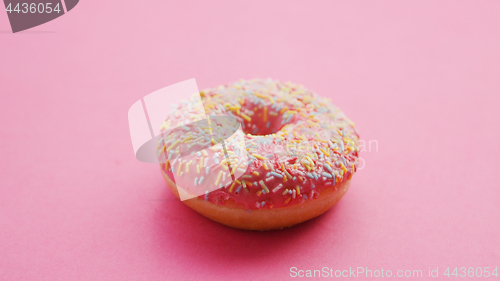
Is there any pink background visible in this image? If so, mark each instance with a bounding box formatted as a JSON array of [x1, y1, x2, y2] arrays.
[[1, 1, 499, 280]]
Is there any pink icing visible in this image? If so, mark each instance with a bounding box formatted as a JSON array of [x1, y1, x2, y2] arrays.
[[158, 78, 360, 210]]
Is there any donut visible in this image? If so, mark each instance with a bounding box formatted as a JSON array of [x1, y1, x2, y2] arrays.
[[157, 78, 360, 230]]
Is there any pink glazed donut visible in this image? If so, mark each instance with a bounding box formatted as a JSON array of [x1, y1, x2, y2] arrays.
[[158, 78, 360, 230]]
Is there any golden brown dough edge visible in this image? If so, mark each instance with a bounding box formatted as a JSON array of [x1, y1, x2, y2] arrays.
[[161, 169, 351, 231]]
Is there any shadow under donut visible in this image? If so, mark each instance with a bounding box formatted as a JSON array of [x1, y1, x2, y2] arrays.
[[148, 181, 351, 266]]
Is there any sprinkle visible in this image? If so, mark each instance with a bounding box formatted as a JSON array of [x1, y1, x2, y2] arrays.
[[252, 171, 260, 176], [194, 178, 198, 186], [272, 184, 283, 193], [236, 185, 242, 193], [324, 163, 333, 172], [262, 162, 269, 170], [213, 156, 219, 164], [198, 176, 204, 185], [266, 121, 270, 128], [259, 180, 269, 193], [306, 156, 315, 167], [240, 112, 251, 122], [196, 151, 202, 157], [263, 107, 268, 122], [340, 162, 348, 173], [322, 172, 333, 178], [201, 150, 208, 157], [270, 171, 283, 178], [341, 156, 347, 167], [231, 163, 238, 175], [204, 157, 208, 167], [266, 177, 273, 182], [261, 201, 266, 207], [229, 182, 236, 193], [215, 171, 223, 186], [252, 153, 266, 160], [185, 160, 192, 172], [296, 186, 301, 195], [281, 164, 292, 179], [222, 172, 226, 182], [292, 176, 297, 181], [266, 160, 274, 171], [302, 162, 311, 171], [328, 140, 336, 149], [205, 191, 209, 201], [283, 189, 289, 195], [285, 197, 291, 204], [177, 162, 183, 176], [206, 167, 209, 174], [167, 139, 180, 152], [306, 173, 314, 179], [292, 189, 296, 199]]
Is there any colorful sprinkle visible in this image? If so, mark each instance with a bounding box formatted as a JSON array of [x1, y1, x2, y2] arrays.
[[270, 171, 283, 178]]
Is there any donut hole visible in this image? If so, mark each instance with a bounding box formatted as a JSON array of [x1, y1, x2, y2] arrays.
[[240, 105, 294, 136]]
